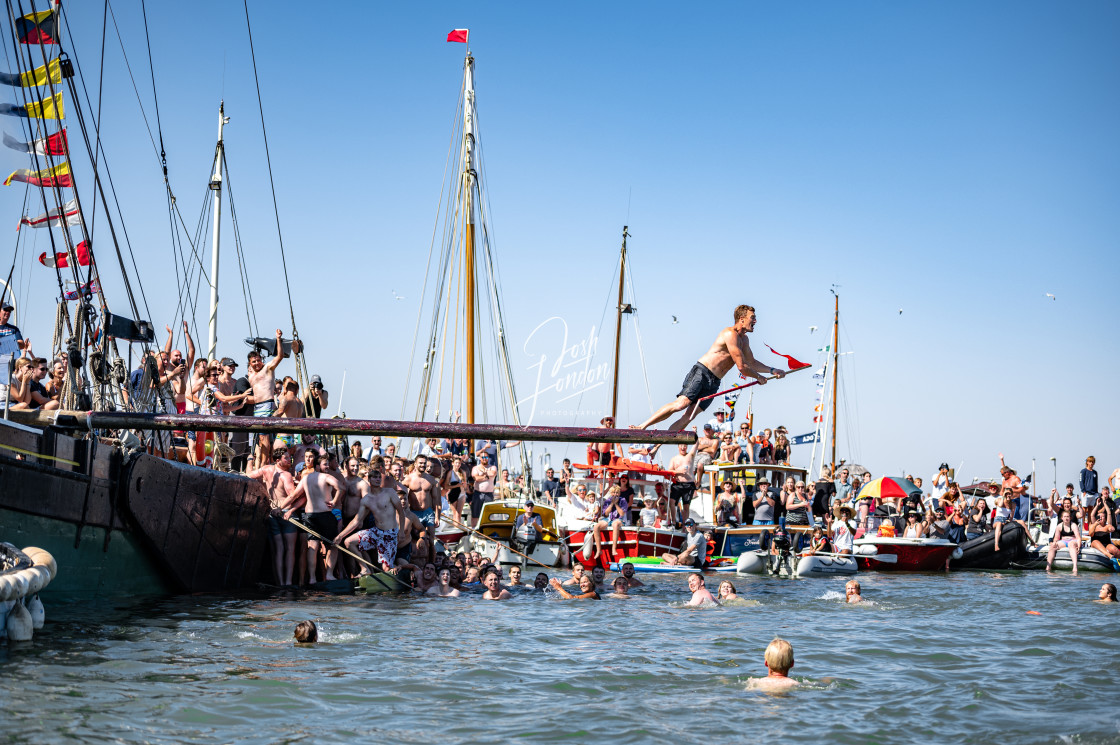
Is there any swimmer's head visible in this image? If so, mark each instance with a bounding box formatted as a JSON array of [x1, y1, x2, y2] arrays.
[[764, 638, 794, 674], [591, 566, 606, 583], [1102, 583, 1117, 602], [846, 580, 861, 594], [571, 563, 585, 578], [612, 577, 628, 592], [578, 575, 595, 594], [622, 562, 635, 577], [534, 572, 549, 589], [294, 620, 318, 644]]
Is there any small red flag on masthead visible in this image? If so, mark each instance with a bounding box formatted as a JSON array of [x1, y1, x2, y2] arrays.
[[446, 29, 469, 43]]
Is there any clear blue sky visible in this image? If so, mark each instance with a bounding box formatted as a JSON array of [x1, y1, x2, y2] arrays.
[[3, 1, 1117, 488]]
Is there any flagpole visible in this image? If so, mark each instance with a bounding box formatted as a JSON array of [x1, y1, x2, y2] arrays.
[[698, 365, 810, 402]]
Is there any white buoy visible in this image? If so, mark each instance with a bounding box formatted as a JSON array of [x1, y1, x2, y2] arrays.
[[27, 594, 44, 629], [7, 600, 33, 641], [0, 599, 11, 638]]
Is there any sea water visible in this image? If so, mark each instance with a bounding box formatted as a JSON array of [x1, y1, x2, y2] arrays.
[[2, 571, 1118, 744]]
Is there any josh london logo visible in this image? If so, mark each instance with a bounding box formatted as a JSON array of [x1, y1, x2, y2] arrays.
[[516, 316, 612, 425]]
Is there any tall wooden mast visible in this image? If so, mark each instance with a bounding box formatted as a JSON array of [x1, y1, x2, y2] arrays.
[[462, 53, 477, 424], [610, 226, 629, 421], [829, 292, 839, 473]]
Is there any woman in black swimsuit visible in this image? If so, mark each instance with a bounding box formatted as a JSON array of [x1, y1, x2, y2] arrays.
[[1087, 501, 1120, 559]]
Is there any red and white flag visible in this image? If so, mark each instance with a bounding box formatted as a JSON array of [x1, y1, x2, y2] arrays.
[[19, 197, 80, 229], [39, 240, 90, 268], [446, 28, 468, 43], [3, 128, 67, 156]]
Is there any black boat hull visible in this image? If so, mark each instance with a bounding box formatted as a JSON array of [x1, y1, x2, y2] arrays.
[[950, 522, 1028, 569]]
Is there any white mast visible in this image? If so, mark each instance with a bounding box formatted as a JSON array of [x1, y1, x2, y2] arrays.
[[207, 102, 230, 361]]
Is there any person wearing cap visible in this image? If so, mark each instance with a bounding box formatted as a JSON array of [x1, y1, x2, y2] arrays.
[[0, 302, 29, 360], [512, 500, 545, 555], [930, 463, 951, 506], [634, 304, 785, 432], [706, 409, 733, 435], [587, 415, 622, 466], [660, 519, 707, 567], [304, 374, 328, 418]]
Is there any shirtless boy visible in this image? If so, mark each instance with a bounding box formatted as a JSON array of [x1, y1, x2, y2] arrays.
[[164, 321, 195, 414], [747, 638, 800, 690], [685, 572, 718, 606], [481, 569, 512, 600], [286, 453, 345, 582], [404, 454, 442, 531], [247, 328, 288, 468], [336, 477, 411, 573], [247, 450, 297, 585], [636, 305, 784, 431], [427, 568, 461, 597]]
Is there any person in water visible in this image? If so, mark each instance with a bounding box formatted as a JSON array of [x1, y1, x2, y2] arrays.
[[748, 638, 799, 690], [1099, 583, 1117, 603], [427, 568, 461, 597], [845, 579, 863, 603], [294, 620, 317, 644], [619, 562, 644, 588], [607, 577, 631, 599], [635, 304, 785, 432], [590, 565, 607, 590], [563, 563, 587, 586], [549, 575, 601, 600], [686, 572, 718, 606], [481, 568, 511, 600], [506, 565, 525, 587], [717, 580, 739, 601], [533, 572, 549, 590]]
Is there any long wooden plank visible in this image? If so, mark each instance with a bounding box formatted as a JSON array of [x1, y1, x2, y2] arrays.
[[11, 409, 696, 445]]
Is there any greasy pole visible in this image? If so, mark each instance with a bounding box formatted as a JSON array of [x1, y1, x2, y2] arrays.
[[24, 410, 696, 446]]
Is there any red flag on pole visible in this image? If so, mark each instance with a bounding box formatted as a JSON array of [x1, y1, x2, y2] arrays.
[[39, 240, 90, 268], [446, 28, 469, 43], [764, 344, 811, 370]]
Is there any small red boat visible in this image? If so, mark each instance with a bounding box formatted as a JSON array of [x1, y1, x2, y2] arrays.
[[565, 525, 685, 569], [853, 537, 960, 572]]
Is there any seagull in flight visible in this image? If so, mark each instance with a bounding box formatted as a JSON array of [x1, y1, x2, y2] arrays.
[[392, 290, 405, 301], [671, 315, 678, 324], [1045, 293, 1056, 301], [809, 325, 818, 334]]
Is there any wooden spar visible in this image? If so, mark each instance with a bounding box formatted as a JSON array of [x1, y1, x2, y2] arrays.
[[610, 225, 629, 421], [463, 52, 477, 426], [15, 409, 696, 445]]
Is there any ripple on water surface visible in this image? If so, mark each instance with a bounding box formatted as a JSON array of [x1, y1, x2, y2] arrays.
[[2, 571, 1120, 744]]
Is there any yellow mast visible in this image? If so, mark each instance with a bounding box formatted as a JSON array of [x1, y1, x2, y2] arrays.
[[462, 52, 477, 424]]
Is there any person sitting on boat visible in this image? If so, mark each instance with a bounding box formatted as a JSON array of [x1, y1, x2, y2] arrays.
[[1086, 501, 1120, 559], [747, 638, 799, 690], [901, 510, 927, 539], [685, 572, 718, 606], [513, 500, 547, 556], [716, 480, 742, 526], [928, 506, 949, 539], [718, 431, 741, 464], [607, 577, 631, 598], [966, 499, 992, 541], [427, 568, 461, 597], [550, 574, 601, 600], [1047, 509, 1082, 575], [808, 525, 831, 553], [618, 562, 644, 589], [562, 562, 587, 587], [638, 498, 659, 528], [599, 485, 630, 557], [991, 489, 1019, 551], [481, 567, 511, 600], [1099, 583, 1117, 603], [717, 580, 739, 601], [577, 500, 606, 561], [661, 520, 707, 568], [845, 580, 863, 603]]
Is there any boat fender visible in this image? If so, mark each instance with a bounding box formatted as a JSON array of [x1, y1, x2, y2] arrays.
[[6, 600, 33, 641], [0, 599, 11, 638], [24, 566, 50, 596], [736, 552, 765, 574], [28, 594, 44, 629], [0, 575, 15, 601], [23, 547, 58, 581], [854, 545, 878, 556], [8, 572, 29, 599], [951, 547, 964, 560]]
